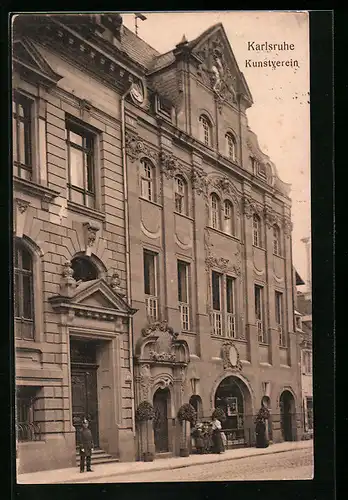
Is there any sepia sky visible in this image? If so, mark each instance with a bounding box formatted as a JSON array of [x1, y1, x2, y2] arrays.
[[122, 11, 311, 289]]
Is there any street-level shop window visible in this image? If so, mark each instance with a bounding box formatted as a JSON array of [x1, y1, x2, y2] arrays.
[[14, 240, 34, 340], [16, 386, 41, 441], [66, 120, 96, 208]]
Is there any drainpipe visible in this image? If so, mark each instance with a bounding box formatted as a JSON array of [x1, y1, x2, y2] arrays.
[[121, 82, 136, 437]]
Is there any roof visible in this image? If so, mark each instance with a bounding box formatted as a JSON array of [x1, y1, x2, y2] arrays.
[[295, 269, 305, 286], [121, 25, 160, 69]]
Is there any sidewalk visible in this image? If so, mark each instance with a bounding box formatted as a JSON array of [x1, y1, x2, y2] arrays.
[[17, 440, 313, 484]]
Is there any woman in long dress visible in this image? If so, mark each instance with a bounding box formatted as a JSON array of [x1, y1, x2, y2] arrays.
[[211, 417, 224, 454]]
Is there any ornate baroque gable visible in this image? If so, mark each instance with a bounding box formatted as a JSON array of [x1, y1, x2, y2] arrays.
[[191, 24, 253, 110]]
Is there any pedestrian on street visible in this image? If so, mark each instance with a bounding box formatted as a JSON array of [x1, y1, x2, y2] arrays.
[[211, 417, 224, 454], [79, 418, 94, 473]]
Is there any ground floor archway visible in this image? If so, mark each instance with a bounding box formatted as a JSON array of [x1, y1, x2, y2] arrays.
[[153, 387, 170, 453], [280, 390, 296, 441], [214, 375, 253, 446]]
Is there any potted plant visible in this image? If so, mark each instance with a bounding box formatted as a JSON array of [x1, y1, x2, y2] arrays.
[[135, 401, 155, 462], [212, 407, 227, 422], [177, 403, 197, 457]]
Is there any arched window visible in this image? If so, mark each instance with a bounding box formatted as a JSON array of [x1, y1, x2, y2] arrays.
[[14, 240, 34, 339], [71, 255, 99, 282], [273, 224, 281, 256], [199, 115, 212, 147], [253, 214, 261, 247], [223, 200, 234, 235], [225, 132, 236, 162], [174, 175, 188, 215], [140, 158, 155, 202], [210, 193, 221, 230]]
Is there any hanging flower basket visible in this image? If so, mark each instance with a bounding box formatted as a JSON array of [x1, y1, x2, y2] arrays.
[[212, 407, 226, 422]]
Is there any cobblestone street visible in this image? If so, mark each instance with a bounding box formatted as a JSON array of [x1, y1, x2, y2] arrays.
[[89, 448, 313, 482]]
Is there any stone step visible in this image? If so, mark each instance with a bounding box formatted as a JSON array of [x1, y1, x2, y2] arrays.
[[76, 448, 119, 466]]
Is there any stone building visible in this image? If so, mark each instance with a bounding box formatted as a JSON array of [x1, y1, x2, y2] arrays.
[[13, 14, 303, 473]]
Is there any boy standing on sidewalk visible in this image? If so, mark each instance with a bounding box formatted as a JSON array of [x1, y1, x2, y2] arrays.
[[79, 419, 94, 473]]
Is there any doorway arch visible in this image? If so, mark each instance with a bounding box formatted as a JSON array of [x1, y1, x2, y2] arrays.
[[189, 395, 203, 421], [153, 388, 170, 453], [280, 390, 296, 441], [214, 375, 253, 446]]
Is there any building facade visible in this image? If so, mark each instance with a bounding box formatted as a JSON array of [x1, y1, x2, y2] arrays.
[[13, 14, 303, 473]]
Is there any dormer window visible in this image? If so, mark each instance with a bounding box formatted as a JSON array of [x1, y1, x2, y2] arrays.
[[225, 132, 236, 162], [199, 115, 212, 147]]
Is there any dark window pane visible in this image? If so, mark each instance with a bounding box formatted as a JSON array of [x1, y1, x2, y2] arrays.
[[178, 262, 187, 303], [13, 118, 18, 162], [71, 257, 98, 282], [18, 121, 26, 164], [14, 273, 21, 317], [144, 252, 155, 295], [212, 272, 221, 310], [22, 275, 33, 319], [21, 247, 32, 271], [226, 278, 234, 313], [86, 153, 94, 192]]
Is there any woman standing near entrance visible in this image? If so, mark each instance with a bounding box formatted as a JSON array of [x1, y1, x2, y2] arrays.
[[211, 417, 224, 454]]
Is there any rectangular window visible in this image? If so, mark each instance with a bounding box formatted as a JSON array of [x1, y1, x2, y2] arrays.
[[66, 121, 95, 208], [226, 277, 236, 338], [178, 261, 190, 331], [144, 250, 158, 321], [275, 291, 285, 346], [255, 285, 266, 343], [13, 93, 33, 180], [212, 271, 221, 311], [16, 386, 41, 442]]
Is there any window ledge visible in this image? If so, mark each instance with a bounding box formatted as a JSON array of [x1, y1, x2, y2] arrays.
[[139, 196, 162, 208], [67, 200, 105, 221], [211, 335, 243, 341], [181, 330, 196, 335], [14, 177, 60, 203], [273, 253, 284, 259], [207, 226, 240, 242], [174, 211, 194, 221], [259, 343, 270, 347], [253, 244, 265, 251]]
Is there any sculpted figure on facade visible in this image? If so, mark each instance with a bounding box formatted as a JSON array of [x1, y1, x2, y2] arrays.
[[139, 363, 152, 400]]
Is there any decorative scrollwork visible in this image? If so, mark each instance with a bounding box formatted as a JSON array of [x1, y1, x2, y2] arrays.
[[125, 131, 159, 163], [221, 341, 242, 371]]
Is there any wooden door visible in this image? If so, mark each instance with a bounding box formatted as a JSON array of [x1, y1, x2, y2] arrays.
[[153, 389, 169, 453], [71, 367, 99, 448]]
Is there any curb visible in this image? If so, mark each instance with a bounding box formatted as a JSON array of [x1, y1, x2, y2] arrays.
[[60, 443, 312, 484]]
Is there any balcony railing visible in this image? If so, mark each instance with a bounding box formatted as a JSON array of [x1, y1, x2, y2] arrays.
[[145, 296, 158, 322], [226, 313, 236, 338], [16, 422, 41, 442], [212, 311, 222, 336], [179, 303, 190, 331]]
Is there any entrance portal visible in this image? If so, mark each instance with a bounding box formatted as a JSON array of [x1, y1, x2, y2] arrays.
[[280, 390, 295, 441], [153, 388, 170, 453], [70, 339, 99, 448], [214, 376, 249, 446]]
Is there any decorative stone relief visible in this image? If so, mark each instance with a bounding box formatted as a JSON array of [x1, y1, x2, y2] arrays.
[[283, 216, 293, 237], [191, 167, 208, 197], [180, 365, 186, 395], [210, 175, 241, 214], [242, 195, 263, 219], [125, 131, 159, 163], [139, 363, 152, 400], [14, 198, 30, 237], [221, 341, 242, 371], [205, 255, 241, 276], [264, 206, 283, 228], [60, 261, 77, 296], [196, 36, 238, 111], [83, 222, 99, 256]]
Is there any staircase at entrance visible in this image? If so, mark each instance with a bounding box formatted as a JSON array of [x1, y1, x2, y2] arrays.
[[75, 448, 120, 467]]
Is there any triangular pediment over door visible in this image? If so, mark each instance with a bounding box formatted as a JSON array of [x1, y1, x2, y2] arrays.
[[190, 23, 253, 108], [49, 278, 137, 321]]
